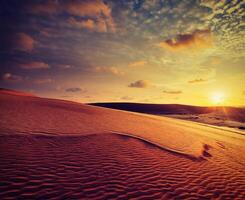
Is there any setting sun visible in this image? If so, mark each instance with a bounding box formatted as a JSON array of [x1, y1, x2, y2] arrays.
[[211, 92, 225, 105]]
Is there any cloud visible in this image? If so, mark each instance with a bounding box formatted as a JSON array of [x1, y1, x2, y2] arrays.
[[2, 73, 23, 82], [67, 17, 109, 33], [65, 0, 110, 17], [68, 17, 95, 30], [65, 87, 84, 92], [14, 33, 35, 52], [1, 33, 35, 52], [128, 61, 146, 67], [27, 0, 60, 14], [128, 80, 150, 88], [158, 29, 212, 51], [34, 78, 53, 84], [200, 0, 227, 11], [162, 90, 182, 94], [27, 0, 116, 33], [188, 78, 207, 84], [65, 0, 116, 32], [94, 66, 124, 76], [121, 96, 134, 100], [19, 62, 50, 69], [200, 0, 244, 56], [56, 64, 73, 69]]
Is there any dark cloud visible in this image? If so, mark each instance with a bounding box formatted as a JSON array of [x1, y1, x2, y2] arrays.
[[163, 90, 182, 94], [128, 80, 150, 88], [188, 78, 206, 84], [158, 29, 212, 51], [13, 33, 35, 52], [0, 32, 35, 53], [65, 87, 84, 92]]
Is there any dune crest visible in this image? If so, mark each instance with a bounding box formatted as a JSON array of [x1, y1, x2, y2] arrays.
[[110, 131, 211, 161], [0, 88, 35, 97], [0, 90, 244, 159]]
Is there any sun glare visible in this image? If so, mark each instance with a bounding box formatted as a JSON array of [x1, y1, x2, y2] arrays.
[[211, 92, 225, 105]]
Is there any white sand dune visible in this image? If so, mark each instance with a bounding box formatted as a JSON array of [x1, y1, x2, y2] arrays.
[[0, 90, 245, 199]]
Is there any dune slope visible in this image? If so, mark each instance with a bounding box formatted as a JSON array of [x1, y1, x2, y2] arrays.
[[0, 91, 245, 199]]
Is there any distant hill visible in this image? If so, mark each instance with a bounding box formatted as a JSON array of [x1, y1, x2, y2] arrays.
[[90, 103, 212, 114], [90, 102, 245, 123]]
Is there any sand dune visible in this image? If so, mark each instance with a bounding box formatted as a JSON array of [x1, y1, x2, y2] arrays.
[[1, 91, 245, 199]]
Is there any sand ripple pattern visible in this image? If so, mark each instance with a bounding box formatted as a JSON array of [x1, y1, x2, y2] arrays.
[[0, 133, 245, 199]]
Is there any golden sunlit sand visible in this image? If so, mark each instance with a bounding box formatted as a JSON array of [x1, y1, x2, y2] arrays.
[[1, 90, 245, 199]]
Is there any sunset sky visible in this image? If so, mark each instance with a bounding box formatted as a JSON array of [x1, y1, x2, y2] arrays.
[[0, 0, 244, 106]]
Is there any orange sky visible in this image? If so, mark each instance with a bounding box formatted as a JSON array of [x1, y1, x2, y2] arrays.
[[0, 0, 244, 106]]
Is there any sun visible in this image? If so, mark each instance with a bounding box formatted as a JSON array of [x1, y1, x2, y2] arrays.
[[210, 92, 225, 105]]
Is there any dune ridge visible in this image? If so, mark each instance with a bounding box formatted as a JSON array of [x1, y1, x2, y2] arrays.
[[0, 88, 35, 97], [110, 131, 211, 161], [1, 91, 244, 157]]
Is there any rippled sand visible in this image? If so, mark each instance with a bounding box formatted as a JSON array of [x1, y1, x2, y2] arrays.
[[0, 90, 245, 199]]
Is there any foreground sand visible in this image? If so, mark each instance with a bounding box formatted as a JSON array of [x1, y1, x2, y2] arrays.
[[0, 91, 245, 199]]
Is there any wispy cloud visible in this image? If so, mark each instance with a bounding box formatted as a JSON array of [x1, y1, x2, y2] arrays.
[[68, 18, 95, 30], [163, 90, 182, 94], [34, 78, 53, 84], [56, 64, 73, 69], [19, 62, 50, 69], [2, 73, 23, 82], [128, 61, 146, 68], [94, 66, 124, 76], [67, 17, 109, 33], [188, 78, 207, 84]]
